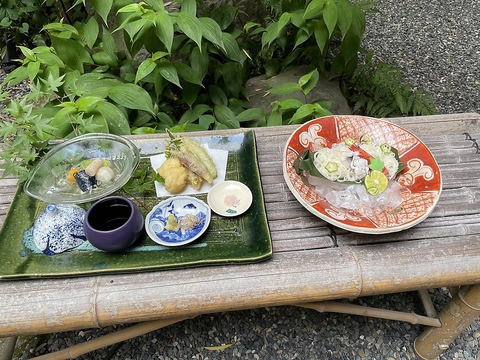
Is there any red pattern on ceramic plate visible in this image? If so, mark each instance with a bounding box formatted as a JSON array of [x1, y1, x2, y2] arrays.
[[283, 115, 442, 234]]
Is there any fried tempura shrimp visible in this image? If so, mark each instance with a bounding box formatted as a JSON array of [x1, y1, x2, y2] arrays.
[[157, 158, 188, 194]]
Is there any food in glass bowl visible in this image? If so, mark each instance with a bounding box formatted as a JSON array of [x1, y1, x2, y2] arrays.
[[24, 133, 140, 204]]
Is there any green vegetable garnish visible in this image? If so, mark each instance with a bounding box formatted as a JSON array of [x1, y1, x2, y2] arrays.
[[325, 161, 338, 173]]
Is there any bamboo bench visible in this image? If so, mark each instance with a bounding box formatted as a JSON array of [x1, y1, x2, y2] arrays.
[[1, 113, 480, 360]]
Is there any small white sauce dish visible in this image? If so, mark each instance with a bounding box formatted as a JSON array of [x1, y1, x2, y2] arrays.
[[145, 196, 211, 247], [207, 181, 253, 217]]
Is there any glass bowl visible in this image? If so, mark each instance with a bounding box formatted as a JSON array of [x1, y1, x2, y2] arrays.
[[24, 133, 140, 204]]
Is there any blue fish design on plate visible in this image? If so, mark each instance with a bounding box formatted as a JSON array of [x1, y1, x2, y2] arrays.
[[145, 196, 211, 247]]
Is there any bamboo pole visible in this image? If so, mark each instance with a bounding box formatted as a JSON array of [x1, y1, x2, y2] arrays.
[[295, 301, 442, 327], [414, 284, 480, 359], [0, 336, 17, 360], [417, 289, 438, 319], [30, 316, 192, 360]]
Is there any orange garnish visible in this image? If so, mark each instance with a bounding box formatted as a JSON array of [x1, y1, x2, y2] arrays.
[[67, 168, 80, 182]]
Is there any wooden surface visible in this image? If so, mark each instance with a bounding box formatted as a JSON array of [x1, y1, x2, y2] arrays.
[[1, 113, 480, 337]]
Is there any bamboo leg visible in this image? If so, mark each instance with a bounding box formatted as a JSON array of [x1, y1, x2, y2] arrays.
[[0, 336, 17, 360], [418, 289, 438, 319], [30, 316, 192, 360], [295, 301, 441, 327], [414, 284, 480, 360]]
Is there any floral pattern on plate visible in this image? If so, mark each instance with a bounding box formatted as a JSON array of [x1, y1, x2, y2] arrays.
[[207, 181, 253, 217], [283, 115, 442, 234]]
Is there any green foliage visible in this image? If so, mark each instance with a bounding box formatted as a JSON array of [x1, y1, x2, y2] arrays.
[[245, 0, 378, 79], [0, 0, 87, 53], [345, 52, 437, 117], [266, 69, 331, 125], [0, 0, 435, 180]]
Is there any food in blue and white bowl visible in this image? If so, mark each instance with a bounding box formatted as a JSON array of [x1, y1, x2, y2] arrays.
[[145, 196, 211, 247]]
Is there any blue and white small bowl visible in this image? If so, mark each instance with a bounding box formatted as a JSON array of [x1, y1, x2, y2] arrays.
[[145, 196, 211, 247]]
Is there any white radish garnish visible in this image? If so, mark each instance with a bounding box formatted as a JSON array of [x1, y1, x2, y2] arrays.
[[95, 166, 115, 182]]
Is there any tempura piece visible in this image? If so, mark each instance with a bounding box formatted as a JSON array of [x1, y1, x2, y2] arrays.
[[157, 158, 188, 194], [186, 169, 203, 190], [170, 149, 214, 184], [180, 137, 217, 179]]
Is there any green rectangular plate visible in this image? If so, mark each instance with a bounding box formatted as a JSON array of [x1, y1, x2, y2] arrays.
[[0, 131, 272, 280]]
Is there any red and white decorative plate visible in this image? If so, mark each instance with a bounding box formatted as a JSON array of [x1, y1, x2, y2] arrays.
[[283, 115, 442, 234]]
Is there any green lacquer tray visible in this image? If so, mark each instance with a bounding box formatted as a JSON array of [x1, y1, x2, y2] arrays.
[[0, 131, 272, 280]]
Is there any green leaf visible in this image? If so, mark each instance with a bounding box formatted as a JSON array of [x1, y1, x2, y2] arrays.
[[81, 113, 109, 133], [314, 20, 329, 53], [277, 12, 292, 33], [157, 112, 175, 126], [154, 10, 174, 53], [132, 126, 157, 135], [299, 69, 319, 96], [108, 83, 156, 115], [210, 4, 238, 30], [329, 54, 345, 79], [144, 0, 165, 11], [181, 83, 201, 108], [19, 46, 36, 61], [84, 17, 100, 49], [275, 98, 304, 110], [90, 0, 114, 25], [220, 32, 246, 63], [312, 103, 332, 117], [2, 65, 29, 86], [27, 61, 40, 81], [323, 0, 338, 37], [117, 3, 144, 14], [199, 17, 225, 50], [96, 101, 131, 135], [199, 114, 215, 129], [135, 58, 157, 84], [177, 12, 203, 51], [174, 63, 203, 86], [157, 59, 182, 88], [261, 22, 278, 48], [219, 62, 242, 98], [214, 104, 239, 128], [209, 85, 228, 106], [336, 0, 353, 38], [181, 0, 197, 16], [49, 107, 77, 138], [75, 96, 104, 112], [40, 73, 64, 93], [268, 82, 301, 95], [267, 110, 283, 126], [304, 0, 325, 20], [178, 104, 211, 125], [232, 108, 266, 123], [190, 47, 209, 81], [43, 23, 79, 36], [100, 28, 118, 61], [92, 52, 116, 67], [294, 29, 310, 49], [50, 36, 93, 73], [289, 104, 315, 124], [340, 29, 361, 63]]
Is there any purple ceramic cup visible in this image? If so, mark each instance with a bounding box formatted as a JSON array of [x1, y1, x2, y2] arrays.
[[84, 196, 144, 252]]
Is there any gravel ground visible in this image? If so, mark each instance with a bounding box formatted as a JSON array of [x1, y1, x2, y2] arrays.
[[2, 0, 480, 359]]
